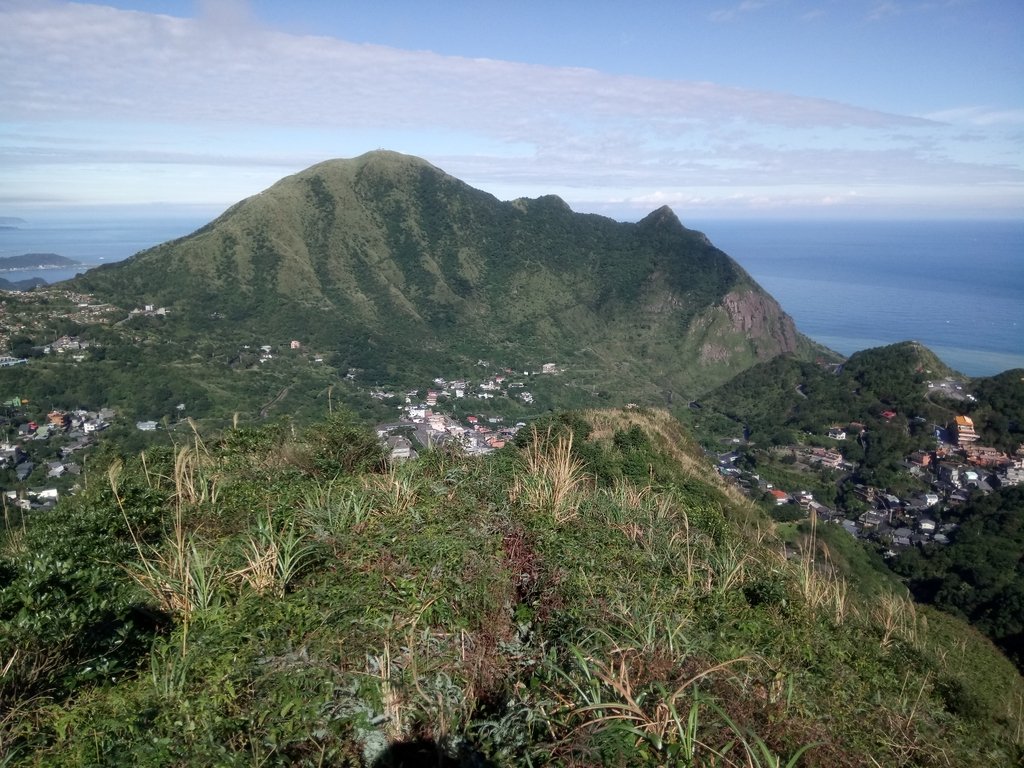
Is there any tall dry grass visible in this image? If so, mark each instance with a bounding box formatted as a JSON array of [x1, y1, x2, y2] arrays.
[[583, 408, 754, 512], [107, 428, 224, 633], [793, 511, 850, 625], [873, 592, 919, 651], [511, 426, 588, 523], [558, 644, 752, 760], [363, 467, 418, 518]]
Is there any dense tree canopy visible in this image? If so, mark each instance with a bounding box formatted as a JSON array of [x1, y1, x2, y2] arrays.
[[893, 486, 1024, 668]]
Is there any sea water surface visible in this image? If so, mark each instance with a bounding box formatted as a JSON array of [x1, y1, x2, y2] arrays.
[[1, 216, 1022, 377], [0, 217, 206, 284], [692, 219, 1024, 377]]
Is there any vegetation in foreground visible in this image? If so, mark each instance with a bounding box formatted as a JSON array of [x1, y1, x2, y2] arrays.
[[2, 408, 1022, 766]]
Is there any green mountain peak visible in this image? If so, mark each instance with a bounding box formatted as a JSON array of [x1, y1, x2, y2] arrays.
[[73, 151, 821, 399]]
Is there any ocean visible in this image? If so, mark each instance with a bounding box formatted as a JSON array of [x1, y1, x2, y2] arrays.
[[1, 217, 1021, 377], [692, 219, 1024, 377], [0, 217, 206, 284]]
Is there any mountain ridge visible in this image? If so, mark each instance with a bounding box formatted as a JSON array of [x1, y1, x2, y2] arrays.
[[73, 150, 825, 399]]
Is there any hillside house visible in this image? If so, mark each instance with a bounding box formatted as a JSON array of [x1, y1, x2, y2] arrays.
[[858, 510, 887, 529], [937, 462, 963, 487], [386, 436, 414, 463], [827, 427, 847, 440], [810, 447, 845, 469], [852, 485, 877, 505], [47, 410, 70, 429], [46, 336, 85, 354], [83, 418, 107, 434], [954, 415, 978, 447], [949, 488, 971, 504], [908, 450, 932, 468], [0, 444, 22, 467], [965, 445, 1008, 467], [892, 527, 913, 547], [996, 466, 1024, 487]]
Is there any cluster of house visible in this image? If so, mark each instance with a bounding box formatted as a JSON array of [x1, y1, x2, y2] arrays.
[[372, 365, 555, 462], [237, 340, 324, 366], [1, 407, 115, 509], [128, 304, 170, 317], [839, 487, 959, 552], [379, 406, 525, 462], [919, 414, 1024, 489], [718, 409, 1024, 552], [0, 288, 116, 355], [370, 369, 546, 409], [4, 487, 60, 513], [43, 335, 90, 359], [369, 360, 563, 422]]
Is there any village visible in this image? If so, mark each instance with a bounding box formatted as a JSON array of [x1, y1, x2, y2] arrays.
[[714, 385, 1024, 556], [0, 405, 115, 513], [3, 284, 1021, 560], [371, 361, 563, 461], [0, 287, 119, 356]]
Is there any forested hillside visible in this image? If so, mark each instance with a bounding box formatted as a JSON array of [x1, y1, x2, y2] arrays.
[[893, 486, 1024, 670]]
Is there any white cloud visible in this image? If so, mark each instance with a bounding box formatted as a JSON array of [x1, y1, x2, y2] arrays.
[[922, 107, 1024, 127], [0, 1, 1020, 217], [867, 2, 903, 21], [0, 1, 925, 134], [709, 0, 772, 23]]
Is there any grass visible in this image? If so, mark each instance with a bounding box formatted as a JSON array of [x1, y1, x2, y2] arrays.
[[558, 644, 752, 760], [512, 425, 588, 523], [230, 513, 316, 598], [791, 510, 850, 626], [3, 408, 1023, 767]]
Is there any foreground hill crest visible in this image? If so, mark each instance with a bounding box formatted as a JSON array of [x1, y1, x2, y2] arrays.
[[75, 150, 820, 398], [4, 408, 1021, 764]]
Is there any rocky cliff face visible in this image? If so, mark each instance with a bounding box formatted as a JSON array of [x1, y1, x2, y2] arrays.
[[721, 289, 800, 358]]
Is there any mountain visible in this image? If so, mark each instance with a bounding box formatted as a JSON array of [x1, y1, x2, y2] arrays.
[[0, 253, 81, 271], [0, 276, 47, 291], [690, 340, 975, 481], [73, 151, 822, 399]]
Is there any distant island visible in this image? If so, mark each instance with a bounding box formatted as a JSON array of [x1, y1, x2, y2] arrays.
[[0, 216, 28, 230], [0, 253, 82, 272]]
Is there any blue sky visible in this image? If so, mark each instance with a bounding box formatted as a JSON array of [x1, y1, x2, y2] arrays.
[[1, 0, 1022, 220]]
